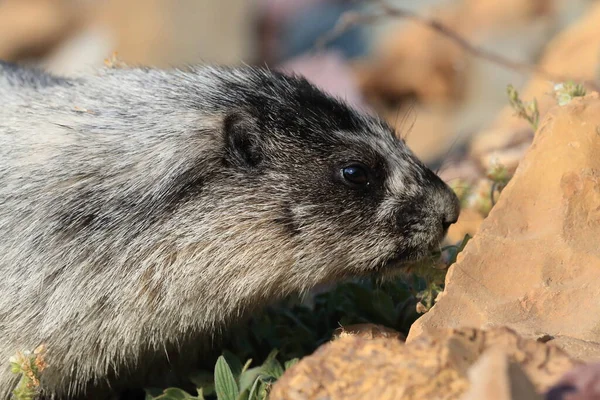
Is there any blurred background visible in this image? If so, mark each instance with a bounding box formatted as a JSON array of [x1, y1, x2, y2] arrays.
[[1, 0, 598, 175]]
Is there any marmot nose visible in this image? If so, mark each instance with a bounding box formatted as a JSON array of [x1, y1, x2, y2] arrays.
[[441, 190, 461, 232], [441, 217, 457, 232]]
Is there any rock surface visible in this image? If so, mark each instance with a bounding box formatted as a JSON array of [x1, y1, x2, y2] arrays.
[[269, 327, 579, 400], [0, 0, 82, 62], [546, 363, 600, 399], [332, 323, 406, 341], [0, 0, 255, 73], [461, 348, 541, 400], [408, 93, 600, 361]]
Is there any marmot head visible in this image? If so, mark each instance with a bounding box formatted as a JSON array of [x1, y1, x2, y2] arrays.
[[208, 68, 460, 283]]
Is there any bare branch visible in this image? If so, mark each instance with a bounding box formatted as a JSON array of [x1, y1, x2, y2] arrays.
[[316, 0, 600, 90]]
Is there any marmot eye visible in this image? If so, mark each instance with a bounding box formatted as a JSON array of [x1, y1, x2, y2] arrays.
[[341, 164, 370, 187]]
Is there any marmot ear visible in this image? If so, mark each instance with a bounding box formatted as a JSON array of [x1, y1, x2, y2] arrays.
[[223, 111, 264, 169]]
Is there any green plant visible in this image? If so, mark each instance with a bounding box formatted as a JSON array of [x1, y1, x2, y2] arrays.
[[486, 161, 511, 206], [454, 161, 512, 217], [9, 345, 47, 400], [552, 81, 586, 106], [507, 81, 586, 130], [144, 232, 472, 399], [507, 84, 540, 131], [141, 277, 425, 398], [449, 179, 472, 209], [145, 350, 297, 400], [410, 234, 471, 313]]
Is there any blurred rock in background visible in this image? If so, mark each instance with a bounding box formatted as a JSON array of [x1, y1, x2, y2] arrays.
[[1, 0, 594, 167], [357, 0, 592, 164], [0, 0, 255, 74]]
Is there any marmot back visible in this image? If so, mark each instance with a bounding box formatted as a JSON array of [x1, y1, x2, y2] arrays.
[[0, 61, 459, 399]]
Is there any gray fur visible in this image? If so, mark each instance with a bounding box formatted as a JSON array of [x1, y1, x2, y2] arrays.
[[0, 61, 459, 399]]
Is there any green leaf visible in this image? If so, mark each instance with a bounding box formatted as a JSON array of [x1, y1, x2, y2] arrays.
[[222, 350, 243, 379], [145, 388, 165, 399], [214, 355, 240, 400], [257, 377, 275, 399], [188, 370, 213, 388], [188, 370, 215, 397], [284, 358, 299, 370], [241, 358, 253, 375], [260, 350, 284, 378], [247, 376, 277, 400], [371, 290, 397, 325], [247, 377, 262, 400], [163, 388, 197, 399], [459, 234, 471, 250], [144, 387, 199, 400], [238, 366, 264, 393], [264, 350, 279, 364]]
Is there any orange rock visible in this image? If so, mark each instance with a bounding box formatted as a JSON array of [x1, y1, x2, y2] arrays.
[[0, 0, 83, 61], [93, 0, 254, 67], [0, 0, 254, 71], [460, 348, 541, 400], [358, 5, 466, 109], [332, 323, 405, 341], [408, 93, 600, 362], [269, 327, 579, 400]]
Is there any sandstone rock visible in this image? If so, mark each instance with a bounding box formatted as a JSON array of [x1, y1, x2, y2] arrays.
[[546, 362, 600, 399], [358, 6, 466, 108], [1, 0, 255, 73], [0, 0, 82, 62], [94, 0, 254, 67], [332, 323, 405, 341], [460, 348, 541, 400], [460, 0, 551, 29], [269, 327, 579, 400], [408, 93, 600, 361]]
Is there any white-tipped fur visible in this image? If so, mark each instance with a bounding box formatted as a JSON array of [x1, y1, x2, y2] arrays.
[[0, 62, 459, 399]]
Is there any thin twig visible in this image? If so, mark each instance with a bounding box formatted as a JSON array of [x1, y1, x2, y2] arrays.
[[316, 0, 600, 90], [315, 9, 385, 50], [490, 182, 498, 206]]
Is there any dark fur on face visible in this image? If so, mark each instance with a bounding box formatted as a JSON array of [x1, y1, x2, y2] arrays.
[[0, 61, 459, 398], [214, 68, 459, 272]]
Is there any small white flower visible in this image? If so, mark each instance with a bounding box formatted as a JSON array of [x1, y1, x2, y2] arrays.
[[557, 93, 572, 106]]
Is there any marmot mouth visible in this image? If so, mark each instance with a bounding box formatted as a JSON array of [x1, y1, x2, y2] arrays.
[[379, 248, 425, 271], [378, 240, 441, 272], [379, 257, 411, 271]]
